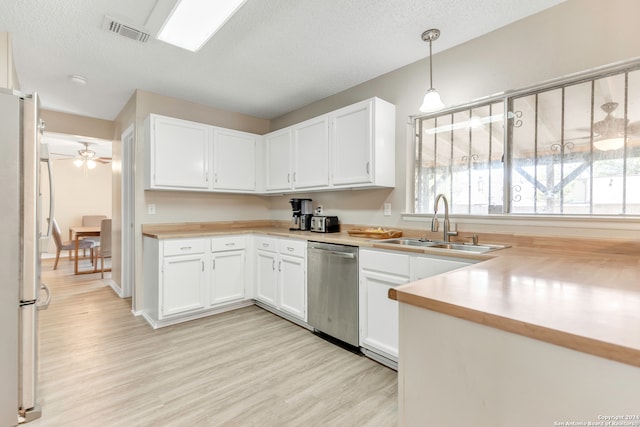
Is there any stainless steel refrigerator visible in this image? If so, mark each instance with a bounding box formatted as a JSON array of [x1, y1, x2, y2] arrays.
[[0, 89, 52, 426]]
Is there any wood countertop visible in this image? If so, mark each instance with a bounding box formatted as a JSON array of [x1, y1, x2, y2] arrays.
[[142, 221, 640, 367]]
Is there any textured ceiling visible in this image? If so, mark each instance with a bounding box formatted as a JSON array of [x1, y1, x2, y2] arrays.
[[2, 0, 564, 121]]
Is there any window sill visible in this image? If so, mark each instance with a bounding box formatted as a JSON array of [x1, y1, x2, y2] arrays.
[[401, 213, 640, 234]]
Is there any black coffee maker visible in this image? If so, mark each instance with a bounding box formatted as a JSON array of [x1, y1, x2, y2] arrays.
[[289, 198, 313, 231]]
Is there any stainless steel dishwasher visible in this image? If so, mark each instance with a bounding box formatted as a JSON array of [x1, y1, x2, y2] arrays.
[[307, 241, 359, 347]]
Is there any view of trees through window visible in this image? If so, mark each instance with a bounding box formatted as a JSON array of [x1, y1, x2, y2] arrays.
[[415, 65, 640, 216]]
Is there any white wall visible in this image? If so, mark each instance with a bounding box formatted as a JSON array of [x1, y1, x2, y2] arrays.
[[269, 0, 640, 238], [42, 156, 112, 256]]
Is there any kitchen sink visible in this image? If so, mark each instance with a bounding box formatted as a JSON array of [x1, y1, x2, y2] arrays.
[[374, 238, 509, 253], [374, 238, 440, 247]]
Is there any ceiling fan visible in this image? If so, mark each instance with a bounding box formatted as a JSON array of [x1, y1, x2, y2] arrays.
[[577, 102, 640, 151], [60, 142, 112, 170]]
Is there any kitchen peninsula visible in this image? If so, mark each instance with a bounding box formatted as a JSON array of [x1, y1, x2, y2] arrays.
[[390, 242, 640, 426]]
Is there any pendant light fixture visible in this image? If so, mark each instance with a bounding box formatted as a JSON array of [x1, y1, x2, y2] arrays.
[[419, 28, 445, 113]]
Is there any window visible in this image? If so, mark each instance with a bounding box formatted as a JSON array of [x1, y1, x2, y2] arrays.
[[415, 64, 640, 216]]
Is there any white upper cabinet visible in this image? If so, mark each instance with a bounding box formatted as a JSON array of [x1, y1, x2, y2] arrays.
[[212, 128, 256, 192], [145, 97, 395, 194], [145, 114, 258, 193], [145, 114, 210, 190], [292, 115, 329, 189], [330, 97, 395, 188], [265, 128, 293, 191]]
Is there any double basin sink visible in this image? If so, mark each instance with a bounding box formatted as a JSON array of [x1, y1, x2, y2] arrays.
[[374, 238, 509, 254]]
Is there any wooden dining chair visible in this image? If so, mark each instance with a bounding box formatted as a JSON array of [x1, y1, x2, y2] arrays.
[[51, 218, 96, 270], [96, 219, 112, 278]]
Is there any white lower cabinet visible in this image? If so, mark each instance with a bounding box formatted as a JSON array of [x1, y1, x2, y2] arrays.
[[255, 248, 278, 306], [359, 249, 410, 362], [359, 248, 477, 366], [162, 252, 207, 318], [210, 236, 246, 305], [254, 236, 307, 322], [143, 235, 251, 328]]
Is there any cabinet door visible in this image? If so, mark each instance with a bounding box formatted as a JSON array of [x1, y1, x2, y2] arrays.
[[359, 269, 407, 359], [161, 254, 206, 318], [292, 115, 329, 189], [211, 250, 245, 305], [265, 129, 292, 191], [331, 100, 372, 186], [213, 128, 256, 191], [410, 255, 474, 281], [278, 253, 306, 320], [255, 250, 277, 305], [150, 115, 210, 189]]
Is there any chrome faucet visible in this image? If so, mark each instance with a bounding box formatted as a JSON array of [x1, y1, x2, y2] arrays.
[[431, 194, 458, 242]]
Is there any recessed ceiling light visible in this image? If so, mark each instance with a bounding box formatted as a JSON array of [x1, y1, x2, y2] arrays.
[[69, 74, 88, 85], [157, 0, 247, 52]]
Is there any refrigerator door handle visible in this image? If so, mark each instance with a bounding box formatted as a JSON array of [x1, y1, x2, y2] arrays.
[[36, 283, 51, 311], [41, 147, 55, 239]]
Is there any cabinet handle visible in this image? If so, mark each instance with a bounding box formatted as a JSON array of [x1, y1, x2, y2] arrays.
[[293, 172, 296, 182], [272, 260, 275, 270], [202, 261, 205, 271], [287, 173, 290, 183], [225, 242, 235, 247], [278, 261, 282, 272], [205, 172, 209, 182], [212, 259, 215, 270], [180, 246, 192, 250], [215, 173, 218, 183], [287, 247, 294, 252], [262, 243, 269, 248], [366, 161, 370, 174]]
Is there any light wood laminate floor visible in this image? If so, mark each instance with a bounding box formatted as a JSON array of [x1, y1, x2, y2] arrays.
[[30, 259, 397, 427]]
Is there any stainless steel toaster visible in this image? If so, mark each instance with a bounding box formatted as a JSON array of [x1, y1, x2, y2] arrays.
[[310, 216, 340, 233]]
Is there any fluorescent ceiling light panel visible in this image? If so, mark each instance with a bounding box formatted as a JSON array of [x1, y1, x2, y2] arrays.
[[157, 0, 247, 52]]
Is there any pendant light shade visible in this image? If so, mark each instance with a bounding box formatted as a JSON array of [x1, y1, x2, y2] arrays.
[[419, 29, 445, 113], [420, 89, 445, 113]]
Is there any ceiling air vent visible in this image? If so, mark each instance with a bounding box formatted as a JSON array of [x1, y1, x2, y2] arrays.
[[103, 15, 150, 43]]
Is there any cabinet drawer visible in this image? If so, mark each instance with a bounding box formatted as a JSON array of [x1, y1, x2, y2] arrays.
[[163, 238, 206, 256], [360, 249, 409, 277], [278, 239, 306, 258], [211, 235, 246, 252], [255, 236, 278, 252]]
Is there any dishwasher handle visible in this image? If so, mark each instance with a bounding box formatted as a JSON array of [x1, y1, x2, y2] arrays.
[[309, 248, 356, 259]]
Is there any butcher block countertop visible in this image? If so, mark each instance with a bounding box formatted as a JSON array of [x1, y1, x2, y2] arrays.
[[142, 221, 640, 367]]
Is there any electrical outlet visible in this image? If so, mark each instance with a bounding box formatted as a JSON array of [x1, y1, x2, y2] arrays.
[[316, 205, 323, 215], [383, 203, 391, 216], [148, 203, 156, 215]]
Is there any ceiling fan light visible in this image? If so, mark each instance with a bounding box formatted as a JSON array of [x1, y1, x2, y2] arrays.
[[86, 159, 97, 169], [420, 89, 445, 113], [594, 137, 625, 151], [73, 159, 84, 168]]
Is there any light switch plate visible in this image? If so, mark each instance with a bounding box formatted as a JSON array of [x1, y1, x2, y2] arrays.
[[316, 205, 323, 215], [148, 203, 156, 215], [383, 203, 391, 216]]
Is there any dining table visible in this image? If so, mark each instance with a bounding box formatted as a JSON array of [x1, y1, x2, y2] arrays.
[[68, 225, 110, 275]]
